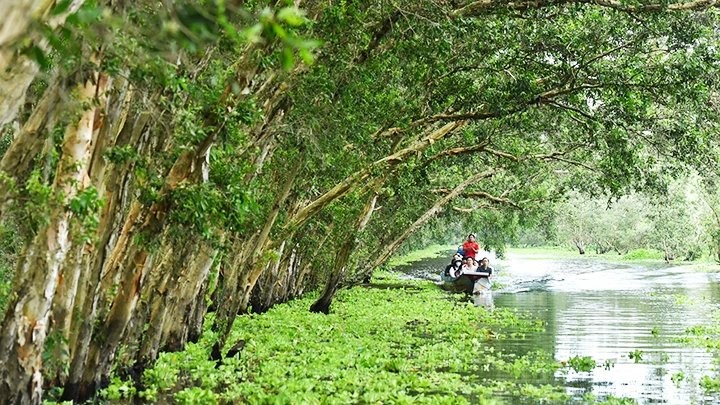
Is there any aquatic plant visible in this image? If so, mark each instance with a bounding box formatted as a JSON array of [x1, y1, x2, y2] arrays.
[[101, 274, 566, 403], [671, 371, 685, 386], [567, 355, 596, 373], [628, 350, 643, 364]]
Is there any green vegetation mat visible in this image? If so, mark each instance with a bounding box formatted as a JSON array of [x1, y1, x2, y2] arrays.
[[97, 271, 637, 404]]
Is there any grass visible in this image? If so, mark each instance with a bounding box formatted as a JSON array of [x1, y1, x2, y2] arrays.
[[387, 244, 455, 267], [506, 246, 720, 269]]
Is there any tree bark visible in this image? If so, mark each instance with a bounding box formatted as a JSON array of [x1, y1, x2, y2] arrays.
[[61, 109, 150, 401], [310, 193, 378, 314], [575, 240, 586, 255], [0, 69, 108, 404], [0, 0, 85, 125]]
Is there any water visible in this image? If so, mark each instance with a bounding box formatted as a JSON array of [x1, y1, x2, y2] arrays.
[[396, 250, 720, 404]]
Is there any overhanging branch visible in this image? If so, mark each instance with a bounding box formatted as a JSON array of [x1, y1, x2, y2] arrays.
[[432, 188, 521, 209]]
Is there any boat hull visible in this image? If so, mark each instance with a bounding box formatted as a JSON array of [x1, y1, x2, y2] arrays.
[[440, 274, 491, 294]]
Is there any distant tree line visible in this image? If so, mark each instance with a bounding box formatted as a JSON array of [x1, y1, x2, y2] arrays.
[[516, 174, 720, 262]]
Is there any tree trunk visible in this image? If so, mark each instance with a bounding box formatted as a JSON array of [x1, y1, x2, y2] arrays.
[[574, 239, 585, 254], [252, 241, 287, 314], [0, 77, 60, 202], [212, 157, 302, 359], [0, 70, 108, 403], [61, 110, 151, 401], [365, 169, 496, 275], [0, 0, 85, 126], [311, 193, 378, 314]]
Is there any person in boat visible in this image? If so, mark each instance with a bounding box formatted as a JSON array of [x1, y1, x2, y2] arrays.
[[443, 253, 464, 280], [462, 233, 480, 260], [460, 256, 479, 275], [471, 257, 494, 294], [477, 257, 493, 276]]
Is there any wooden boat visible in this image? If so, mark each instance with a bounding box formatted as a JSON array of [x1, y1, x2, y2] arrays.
[[440, 270, 491, 294]]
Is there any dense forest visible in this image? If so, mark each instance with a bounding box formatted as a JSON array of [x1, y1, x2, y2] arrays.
[[1, 0, 720, 402]]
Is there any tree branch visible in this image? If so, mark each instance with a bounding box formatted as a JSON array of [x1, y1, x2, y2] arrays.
[[432, 188, 521, 208], [284, 120, 468, 232], [422, 142, 491, 166]]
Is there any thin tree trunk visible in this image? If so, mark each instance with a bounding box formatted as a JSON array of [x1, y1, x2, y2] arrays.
[[365, 170, 496, 275], [252, 241, 287, 313], [575, 239, 586, 254], [212, 157, 302, 359], [310, 193, 378, 314]]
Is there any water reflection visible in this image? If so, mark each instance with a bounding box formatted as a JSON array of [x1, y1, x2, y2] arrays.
[[397, 251, 720, 404], [473, 290, 494, 309]]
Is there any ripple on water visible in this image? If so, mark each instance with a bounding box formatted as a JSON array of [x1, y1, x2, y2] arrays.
[[396, 252, 720, 404]]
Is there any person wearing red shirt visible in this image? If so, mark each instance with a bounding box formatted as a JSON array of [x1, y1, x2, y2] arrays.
[[462, 233, 480, 260]]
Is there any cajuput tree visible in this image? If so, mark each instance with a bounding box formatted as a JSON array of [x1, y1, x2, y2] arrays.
[[1, 0, 720, 402]]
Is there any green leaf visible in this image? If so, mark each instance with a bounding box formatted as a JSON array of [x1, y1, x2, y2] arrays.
[[298, 48, 314, 65], [281, 47, 295, 70], [51, 0, 73, 15], [23, 45, 51, 71], [242, 23, 263, 42], [277, 7, 306, 27]]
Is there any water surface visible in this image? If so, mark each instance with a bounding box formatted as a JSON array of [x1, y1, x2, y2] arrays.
[[397, 250, 720, 404]]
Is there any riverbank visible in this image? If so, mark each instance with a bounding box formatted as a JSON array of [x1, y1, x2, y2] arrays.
[[389, 244, 718, 268], [505, 246, 720, 270]]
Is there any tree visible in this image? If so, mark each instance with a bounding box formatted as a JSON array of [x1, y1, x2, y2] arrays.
[[1, 1, 720, 402]]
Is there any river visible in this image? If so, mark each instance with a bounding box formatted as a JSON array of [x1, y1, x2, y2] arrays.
[[396, 249, 720, 404]]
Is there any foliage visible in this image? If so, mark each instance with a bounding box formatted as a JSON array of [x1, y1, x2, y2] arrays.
[[102, 273, 576, 403], [4, 0, 720, 401], [67, 186, 104, 242], [536, 175, 717, 261], [622, 249, 665, 261], [567, 355, 597, 373], [700, 375, 720, 393], [595, 396, 638, 405], [0, 219, 21, 314]]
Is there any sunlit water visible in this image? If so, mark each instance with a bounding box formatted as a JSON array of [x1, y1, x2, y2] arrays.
[[395, 251, 720, 404]]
